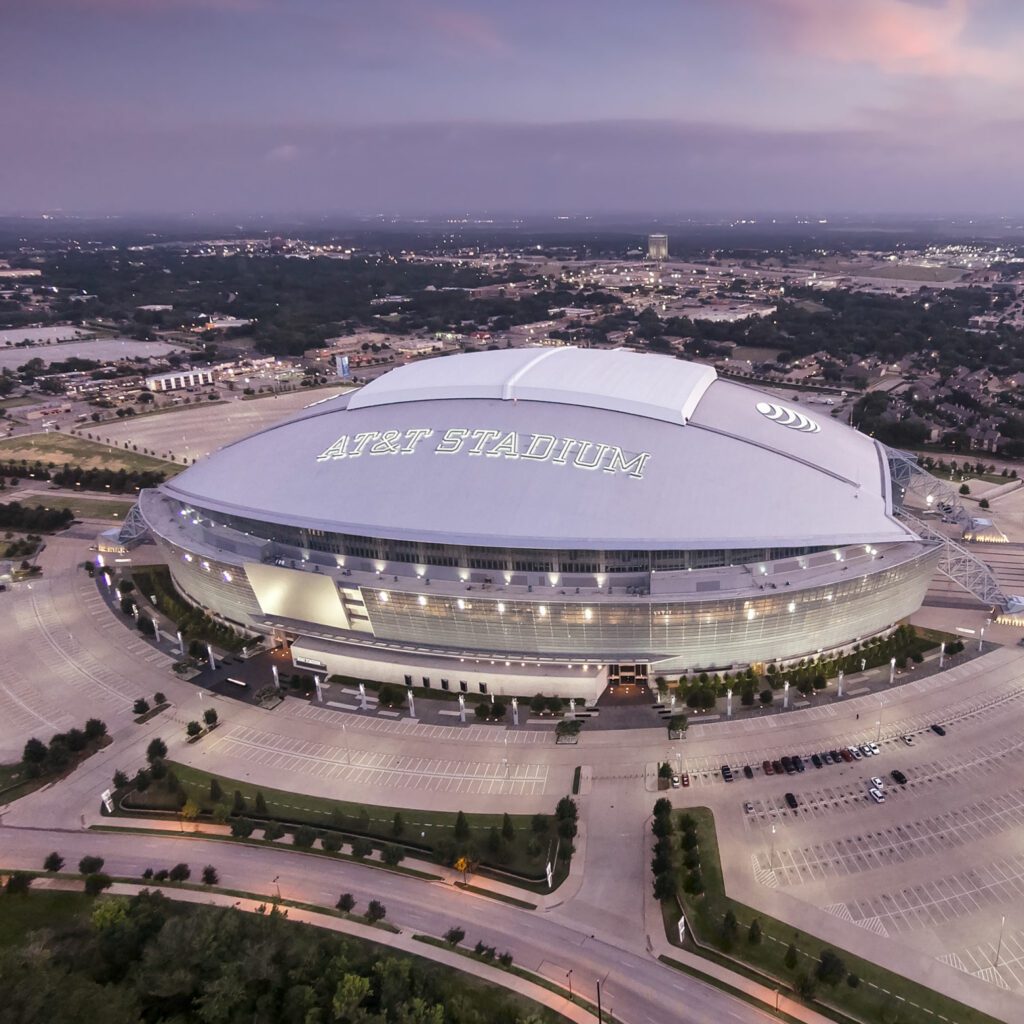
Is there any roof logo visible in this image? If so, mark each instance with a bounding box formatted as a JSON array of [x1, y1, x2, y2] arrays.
[[756, 401, 820, 433]]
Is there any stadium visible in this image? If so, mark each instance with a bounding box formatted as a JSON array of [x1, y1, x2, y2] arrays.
[[137, 347, 942, 702]]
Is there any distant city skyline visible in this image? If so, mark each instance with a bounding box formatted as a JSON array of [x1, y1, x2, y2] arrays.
[[4, 0, 1024, 216]]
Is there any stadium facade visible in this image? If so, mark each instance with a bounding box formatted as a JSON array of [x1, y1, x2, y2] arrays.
[[138, 348, 941, 702]]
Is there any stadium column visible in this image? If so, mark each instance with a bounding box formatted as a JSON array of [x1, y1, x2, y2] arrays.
[[837, 670, 844, 697], [458, 694, 466, 723], [783, 681, 790, 709], [511, 696, 518, 726], [726, 688, 732, 717]]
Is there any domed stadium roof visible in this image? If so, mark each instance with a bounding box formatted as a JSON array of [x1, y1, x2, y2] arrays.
[[161, 347, 916, 551]]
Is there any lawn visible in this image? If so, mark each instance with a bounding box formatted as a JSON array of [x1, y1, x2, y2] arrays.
[[29, 495, 136, 519], [658, 806, 1002, 1024], [121, 760, 571, 884], [0, 433, 176, 474], [0, 890, 94, 947]]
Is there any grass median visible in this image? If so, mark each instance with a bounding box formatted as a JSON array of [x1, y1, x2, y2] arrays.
[[118, 760, 575, 886], [655, 805, 1002, 1024]]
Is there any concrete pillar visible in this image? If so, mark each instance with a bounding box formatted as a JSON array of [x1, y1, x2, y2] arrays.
[[939, 641, 946, 669], [408, 690, 416, 719], [511, 696, 519, 726], [837, 670, 844, 697], [889, 657, 896, 685], [206, 643, 216, 671], [783, 681, 790, 709], [177, 630, 185, 656], [458, 693, 466, 723], [860, 657, 866, 673], [314, 675, 323, 702], [358, 682, 368, 711], [569, 698, 576, 720], [726, 688, 733, 718], [272, 664, 280, 690], [670, 692, 676, 709]]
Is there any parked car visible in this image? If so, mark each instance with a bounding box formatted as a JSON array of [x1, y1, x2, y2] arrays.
[[890, 769, 907, 785], [930, 724, 947, 737], [831, 749, 845, 763], [901, 735, 914, 746], [671, 774, 681, 788], [849, 746, 863, 760], [821, 751, 833, 765], [721, 765, 734, 782], [772, 760, 784, 774], [743, 764, 754, 780], [870, 776, 885, 789], [868, 742, 880, 756], [860, 744, 873, 757], [781, 756, 795, 774], [869, 787, 886, 803], [793, 755, 805, 773], [743, 801, 754, 813], [762, 760, 774, 776], [839, 748, 854, 763], [811, 753, 823, 768], [681, 772, 690, 787], [785, 792, 799, 810]]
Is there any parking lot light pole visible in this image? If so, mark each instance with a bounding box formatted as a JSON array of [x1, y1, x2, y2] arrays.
[[769, 823, 776, 871], [566, 969, 573, 1001], [995, 914, 1006, 969]]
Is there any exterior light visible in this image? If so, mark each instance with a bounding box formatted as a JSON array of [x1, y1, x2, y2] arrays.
[[417, 595, 427, 606], [497, 602, 506, 613], [222, 571, 232, 583], [379, 591, 389, 603], [584, 608, 593, 621], [538, 605, 547, 617], [457, 598, 465, 610]]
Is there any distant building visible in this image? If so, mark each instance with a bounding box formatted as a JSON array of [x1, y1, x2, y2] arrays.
[[648, 234, 669, 261], [145, 369, 214, 392]]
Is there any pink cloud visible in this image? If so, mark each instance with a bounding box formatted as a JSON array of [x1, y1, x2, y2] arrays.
[[416, 6, 507, 55], [761, 0, 1017, 80]]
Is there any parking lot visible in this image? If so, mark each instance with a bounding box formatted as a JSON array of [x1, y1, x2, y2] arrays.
[[209, 724, 551, 797]]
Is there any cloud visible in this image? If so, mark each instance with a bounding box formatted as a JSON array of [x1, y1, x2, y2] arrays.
[[416, 6, 507, 54], [265, 143, 300, 163], [754, 0, 1019, 80]]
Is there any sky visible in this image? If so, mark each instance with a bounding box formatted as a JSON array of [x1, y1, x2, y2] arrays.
[[3, 0, 1024, 217]]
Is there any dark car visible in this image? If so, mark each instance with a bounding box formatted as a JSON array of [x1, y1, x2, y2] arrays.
[[891, 769, 908, 785], [930, 724, 947, 737], [762, 759, 774, 775], [793, 755, 805, 773], [743, 764, 754, 779], [721, 765, 734, 782], [811, 753, 823, 768], [772, 760, 784, 775], [830, 749, 844, 763], [781, 756, 795, 774], [784, 792, 799, 810], [839, 748, 854, 763]]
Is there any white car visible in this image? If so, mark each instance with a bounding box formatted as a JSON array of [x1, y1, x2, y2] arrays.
[[901, 735, 914, 746], [870, 777, 885, 789], [868, 742, 880, 756], [860, 744, 874, 757], [869, 787, 886, 803], [850, 746, 863, 760]]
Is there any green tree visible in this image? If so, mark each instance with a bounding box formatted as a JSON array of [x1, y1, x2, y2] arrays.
[[203, 707, 218, 727], [78, 854, 104, 875], [4, 871, 31, 894], [22, 736, 47, 764], [391, 811, 405, 837], [501, 812, 515, 842], [366, 900, 386, 923], [785, 943, 799, 970], [255, 790, 267, 815], [381, 844, 405, 866], [454, 810, 470, 841], [351, 837, 373, 859], [112, 769, 129, 790], [232, 789, 246, 814], [145, 737, 166, 763], [209, 777, 223, 802], [201, 865, 219, 885], [748, 918, 762, 945], [84, 872, 113, 896], [336, 892, 356, 912], [816, 949, 846, 986], [445, 926, 466, 946], [43, 851, 64, 872], [186, 720, 201, 738]]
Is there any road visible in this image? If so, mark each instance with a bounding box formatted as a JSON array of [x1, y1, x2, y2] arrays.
[[0, 825, 774, 1024]]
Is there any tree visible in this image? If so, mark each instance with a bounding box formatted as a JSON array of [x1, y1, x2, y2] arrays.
[[154, 691, 166, 705], [78, 855, 104, 875], [760, 689, 774, 705], [255, 791, 268, 815], [22, 737, 47, 764], [980, 497, 990, 509], [203, 707, 218, 727], [381, 844, 405, 866], [84, 872, 112, 896], [474, 702, 492, 720], [444, 926, 466, 946], [336, 892, 356, 913], [186, 720, 201, 738], [652, 872, 676, 901], [501, 812, 515, 841], [232, 790, 246, 814], [5, 871, 32, 894], [959, 483, 970, 495], [785, 943, 799, 970], [366, 900, 386, 923], [668, 713, 688, 735], [748, 918, 763, 945], [146, 737, 167, 763], [531, 813, 550, 834], [201, 865, 219, 885], [720, 909, 739, 951], [43, 851, 64, 872], [168, 863, 191, 882], [351, 837, 373, 859], [529, 693, 546, 714], [293, 825, 317, 848], [391, 812, 405, 837], [795, 970, 818, 1002], [454, 810, 470, 840], [816, 949, 846, 986], [209, 777, 223, 802], [230, 818, 255, 838], [653, 797, 673, 819], [181, 799, 200, 824], [322, 832, 343, 853], [131, 698, 149, 717], [84, 718, 107, 741], [658, 761, 673, 780]]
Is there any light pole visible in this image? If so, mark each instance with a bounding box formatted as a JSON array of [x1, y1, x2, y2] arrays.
[[994, 914, 1006, 968], [566, 969, 573, 1001], [272, 875, 281, 902], [769, 823, 776, 871]]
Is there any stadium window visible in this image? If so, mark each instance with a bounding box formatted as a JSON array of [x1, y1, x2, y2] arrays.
[[440, 678, 449, 691], [460, 680, 469, 693], [478, 681, 488, 694], [404, 674, 412, 687], [422, 676, 430, 687]]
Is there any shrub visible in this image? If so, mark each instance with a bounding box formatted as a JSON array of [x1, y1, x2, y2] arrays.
[[168, 863, 190, 882], [545, 696, 563, 714], [263, 821, 284, 841], [336, 892, 356, 912], [5, 872, 32, 894], [146, 737, 167, 763], [322, 832, 343, 853], [391, 812, 404, 837], [43, 851, 64, 872], [784, 943, 799, 970], [748, 918, 762, 945], [293, 825, 318, 849], [816, 949, 846, 986], [444, 926, 465, 946], [201, 865, 219, 885], [366, 900, 386, 923], [847, 972, 860, 989], [154, 691, 166, 705], [530, 813, 549, 834], [203, 707, 218, 727], [230, 818, 255, 838], [474, 702, 491, 720], [760, 689, 774, 705], [186, 720, 202, 738], [529, 693, 546, 714], [351, 838, 373, 859], [381, 844, 405, 866]]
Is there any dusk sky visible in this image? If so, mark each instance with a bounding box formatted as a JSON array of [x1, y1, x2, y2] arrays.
[[4, 0, 1024, 216]]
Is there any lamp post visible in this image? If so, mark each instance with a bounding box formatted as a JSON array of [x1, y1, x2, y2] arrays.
[[994, 915, 1006, 969], [566, 969, 574, 1001], [769, 823, 776, 871]]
